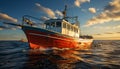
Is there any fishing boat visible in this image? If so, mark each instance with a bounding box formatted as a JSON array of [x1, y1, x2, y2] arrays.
[[5, 5, 93, 50], [22, 5, 93, 50]]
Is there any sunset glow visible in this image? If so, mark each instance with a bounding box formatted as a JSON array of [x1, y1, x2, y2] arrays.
[[0, 0, 120, 40]]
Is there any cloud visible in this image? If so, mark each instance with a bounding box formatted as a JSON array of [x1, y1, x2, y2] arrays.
[[94, 34, 101, 35], [0, 28, 3, 30], [116, 32, 120, 33], [104, 32, 113, 34], [86, 0, 120, 26], [93, 26, 110, 30], [0, 25, 17, 30], [17, 26, 21, 29], [55, 10, 63, 17], [0, 13, 17, 23], [112, 25, 120, 29], [40, 16, 49, 21], [10, 27, 16, 30], [0, 25, 8, 29], [74, 0, 90, 7], [88, 8, 96, 13], [93, 25, 120, 30], [35, 3, 55, 18]]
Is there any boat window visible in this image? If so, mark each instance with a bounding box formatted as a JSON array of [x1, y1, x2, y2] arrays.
[[63, 23, 66, 28], [71, 26, 73, 31], [56, 22, 61, 27], [46, 23, 50, 29], [67, 24, 70, 30], [76, 29, 78, 33], [51, 22, 55, 28], [74, 27, 76, 32], [70, 26, 72, 31], [74, 28, 78, 33], [75, 28, 76, 32], [74, 27, 77, 33]]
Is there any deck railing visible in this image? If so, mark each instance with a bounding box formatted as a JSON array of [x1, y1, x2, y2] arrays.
[[22, 15, 46, 29]]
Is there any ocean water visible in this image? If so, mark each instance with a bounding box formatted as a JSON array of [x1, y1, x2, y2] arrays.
[[0, 40, 120, 69]]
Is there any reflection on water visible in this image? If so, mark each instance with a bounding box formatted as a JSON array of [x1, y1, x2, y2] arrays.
[[0, 40, 120, 69], [25, 49, 84, 69], [24, 50, 71, 69]]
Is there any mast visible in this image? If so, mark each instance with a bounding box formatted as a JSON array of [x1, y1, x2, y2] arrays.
[[62, 5, 81, 36], [62, 5, 67, 18]]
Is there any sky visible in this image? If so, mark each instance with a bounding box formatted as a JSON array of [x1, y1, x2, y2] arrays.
[[0, 0, 120, 40]]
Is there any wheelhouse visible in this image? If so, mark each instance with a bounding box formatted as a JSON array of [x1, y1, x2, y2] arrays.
[[44, 19, 80, 38]]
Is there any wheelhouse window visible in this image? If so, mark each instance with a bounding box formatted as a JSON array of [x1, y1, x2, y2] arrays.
[[46, 22, 55, 29], [76, 29, 78, 33], [46, 23, 50, 29], [67, 24, 70, 30], [56, 22, 61, 27], [71, 26, 74, 31], [74, 27, 78, 33], [63, 23, 66, 28], [74, 27, 77, 33], [50, 22, 55, 28], [70, 25, 72, 31]]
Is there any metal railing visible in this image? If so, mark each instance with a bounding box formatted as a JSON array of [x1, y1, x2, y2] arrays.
[[22, 15, 46, 29]]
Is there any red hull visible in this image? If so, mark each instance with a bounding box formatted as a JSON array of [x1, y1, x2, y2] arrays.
[[22, 26, 93, 50]]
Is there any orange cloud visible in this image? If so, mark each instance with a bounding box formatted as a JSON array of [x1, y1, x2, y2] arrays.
[[93, 33, 120, 40], [0, 28, 3, 30], [55, 10, 63, 17], [0, 13, 17, 23], [116, 32, 120, 33], [86, 0, 120, 26], [94, 34, 101, 35], [35, 3, 56, 18], [104, 32, 113, 34], [74, 0, 90, 7], [88, 8, 96, 13]]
